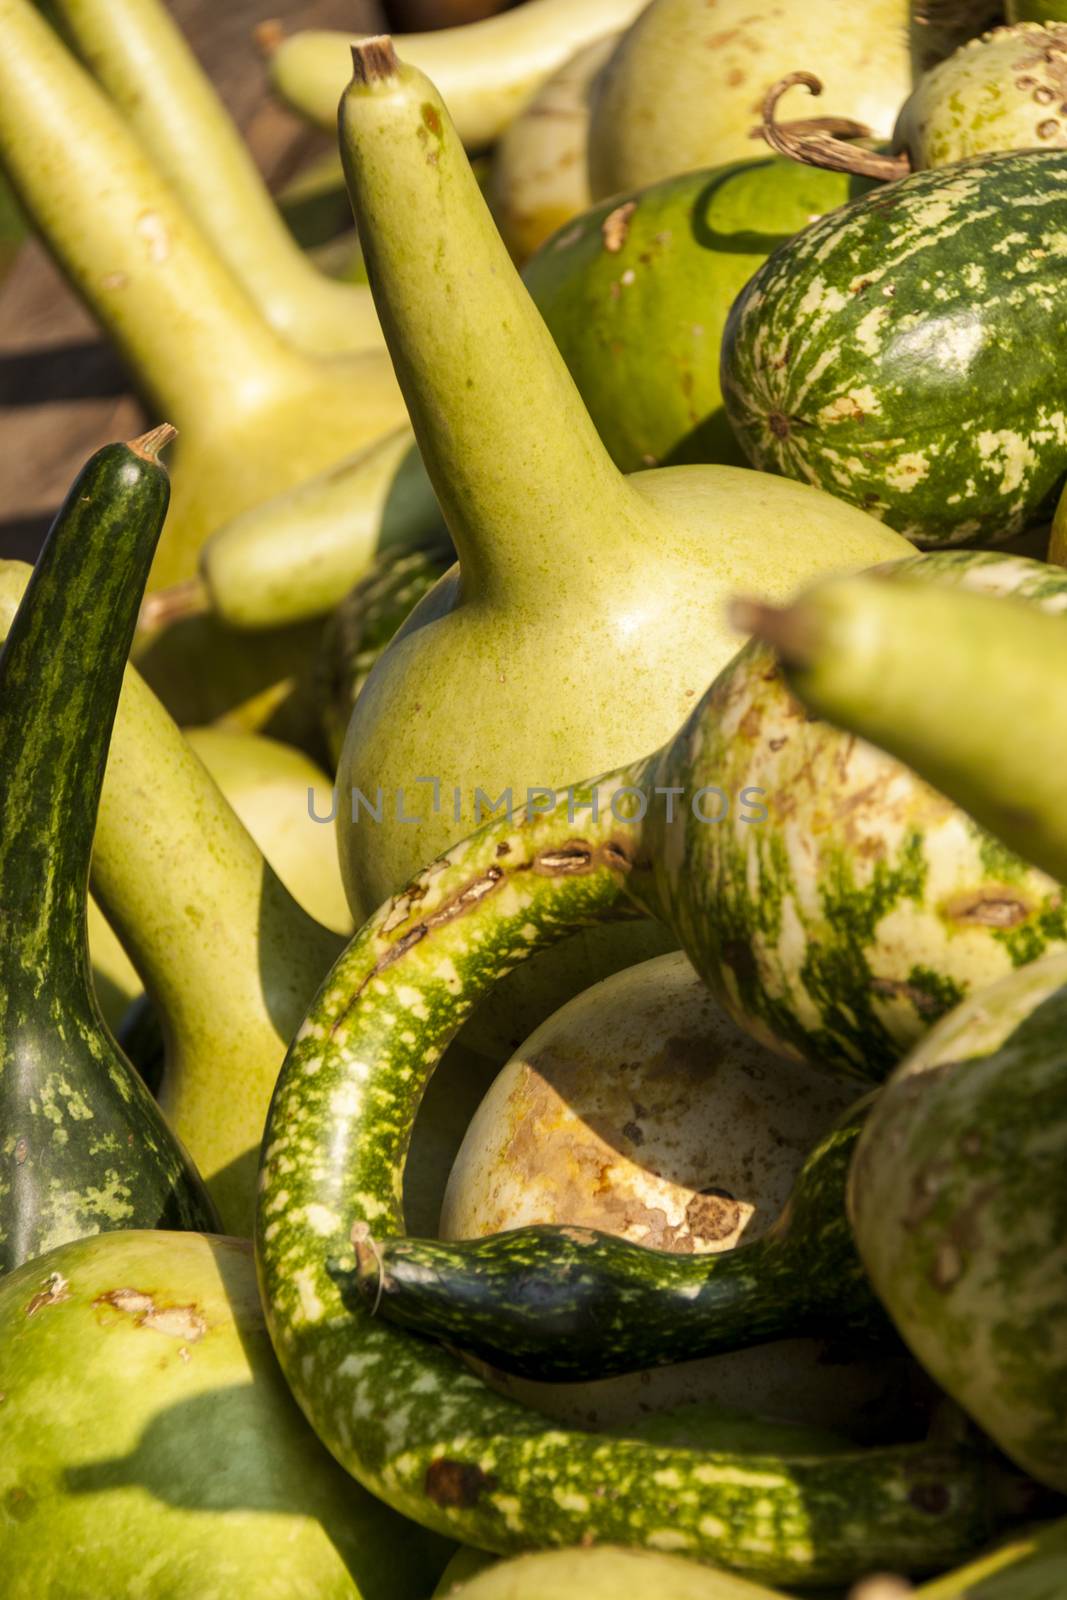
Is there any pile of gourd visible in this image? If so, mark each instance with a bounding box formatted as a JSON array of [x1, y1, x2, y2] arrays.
[[2, 0, 1067, 1594]]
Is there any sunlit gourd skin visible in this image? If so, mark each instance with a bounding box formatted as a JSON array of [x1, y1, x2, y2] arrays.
[[333, 41, 913, 1057]]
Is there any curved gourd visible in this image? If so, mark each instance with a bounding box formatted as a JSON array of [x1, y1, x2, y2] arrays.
[[0, 0, 407, 591], [742, 557, 1067, 885], [0, 1231, 448, 1598], [50, 0, 383, 357], [0, 433, 217, 1273], [487, 33, 615, 265], [256, 748, 1031, 1585], [850, 953, 1067, 1494], [333, 38, 912, 1056], [268, 0, 647, 145]]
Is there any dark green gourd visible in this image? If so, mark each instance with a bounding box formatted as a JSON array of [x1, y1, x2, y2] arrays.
[[0, 430, 217, 1273], [344, 1096, 890, 1379]]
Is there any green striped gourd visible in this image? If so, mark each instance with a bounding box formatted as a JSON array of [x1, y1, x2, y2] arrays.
[[583, 0, 999, 202], [267, 0, 647, 143], [440, 951, 914, 1432], [721, 150, 1067, 546], [255, 736, 1036, 1586], [49, 0, 383, 357], [521, 158, 871, 474], [850, 952, 1067, 1493], [332, 37, 911, 1059], [0, 1231, 448, 1598], [0, 433, 217, 1273], [740, 556, 1067, 886]]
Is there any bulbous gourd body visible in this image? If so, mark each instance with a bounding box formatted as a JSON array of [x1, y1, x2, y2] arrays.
[[894, 23, 1067, 168], [524, 158, 871, 474], [849, 952, 1067, 1494], [488, 33, 615, 266], [0, 438, 217, 1273], [436, 1545, 787, 1600], [632, 550, 1067, 1079], [586, 0, 916, 201], [0, 1231, 447, 1598], [442, 951, 911, 1436], [721, 150, 1067, 545]]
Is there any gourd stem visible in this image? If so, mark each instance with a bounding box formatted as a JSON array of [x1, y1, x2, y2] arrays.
[[0, 0, 309, 434], [338, 37, 664, 603], [50, 0, 382, 355], [759, 73, 911, 181]]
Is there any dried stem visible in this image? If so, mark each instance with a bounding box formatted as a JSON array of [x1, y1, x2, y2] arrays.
[[757, 73, 911, 182], [350, 36, 400, 85]]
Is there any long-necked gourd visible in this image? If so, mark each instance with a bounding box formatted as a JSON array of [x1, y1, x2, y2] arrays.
[[720, 149, 1067, 546], [48, 0, 384, 358], [0, 431, 217, 1273], [440, 951, 911, 1433], [255, 756, 1036, 1585], [583, 0, 998, 202], [740, 560, 1067, 885], [332, 38, 913, 1057], [849, 952, 1067, 1494], [267, 0, 647, 145], [760, 24, 1067, 181], [0, 0, 408, 592], [0, 1231, 449, 1598]]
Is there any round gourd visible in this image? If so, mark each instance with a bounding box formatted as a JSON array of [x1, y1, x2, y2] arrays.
[[442, 953, 912, 1435], [0, 1231, 447, 1598], [523, 158, 869, 473]]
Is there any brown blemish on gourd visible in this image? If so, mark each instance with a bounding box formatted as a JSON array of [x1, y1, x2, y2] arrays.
[[93, 1287, 207, 1342], [870, 978, 945, 1019], [424, 1458, 497, 1508], [943, 889, 1030, 928], [685, 1187, 742, 1243], [601, 201, 637, 255], [769, 412, 790, 439], [25, 1272, 69, 1317], [909, 1481, 951, 1515]]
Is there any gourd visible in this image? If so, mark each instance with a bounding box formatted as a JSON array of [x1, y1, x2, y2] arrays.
[[913, 1515, 1067, 1596], [440, 951, 911, 1434], [0, 1231, 448, 1598], [761, 24, 1067, 181], [583, 0, 973, 202], [849, 952, 1067, 1494], [255, 727, 1037, 1586], [522, 157, 871, 475], [438, 1546, 789, 1599], [334, 37, 913, 1058], [720, 149, 1067, 546], [740, 557, 1067, 885], [1009, 0, 1067, 20], [0, 431, 217, 1273], [0, 0, 408, 593], [488, 34, 616, 265], [267, 0, 648, 146], [48, 0, 384, 357]]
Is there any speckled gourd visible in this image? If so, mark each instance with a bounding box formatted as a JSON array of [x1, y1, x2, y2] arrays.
[[0, 1231, 448, 1599], [49, 0, 384, 357], [0, 434, 217, 1273], [441, 950, 914, 1435], [255, 685, 1036, 1585], [0, 0, 407, 594], [849, 952, 1067, 1494], [584, 0, 999, 202], [268, 0, 647, 145], [333, 38, 912, 1057]]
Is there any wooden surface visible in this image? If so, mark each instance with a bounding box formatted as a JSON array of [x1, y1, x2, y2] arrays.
[[0, 0, 384, 563]]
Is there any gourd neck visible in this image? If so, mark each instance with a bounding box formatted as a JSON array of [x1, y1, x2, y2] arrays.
[[0, 431, 171, 1007], [0, 0, 309, 435], [50, 0, 381, 354], [338, 39, 656, 606]]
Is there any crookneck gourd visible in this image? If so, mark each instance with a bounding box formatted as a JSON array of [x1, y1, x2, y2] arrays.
[[439, 951, 917, 1434], [0, 0, 407, 593], [583, 0, 999, 202], [850, 952, 1067, 1495], [0, 432, 217, 1273], [332, 38, 913, 1058], [720, 148, 1067, 546], [267, 0, 647, 145], [0, 1232, 448, 1599], [741, 558, 1067, 886], [48, 0, 383, 358], [256, 708, 1040, 1587]]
